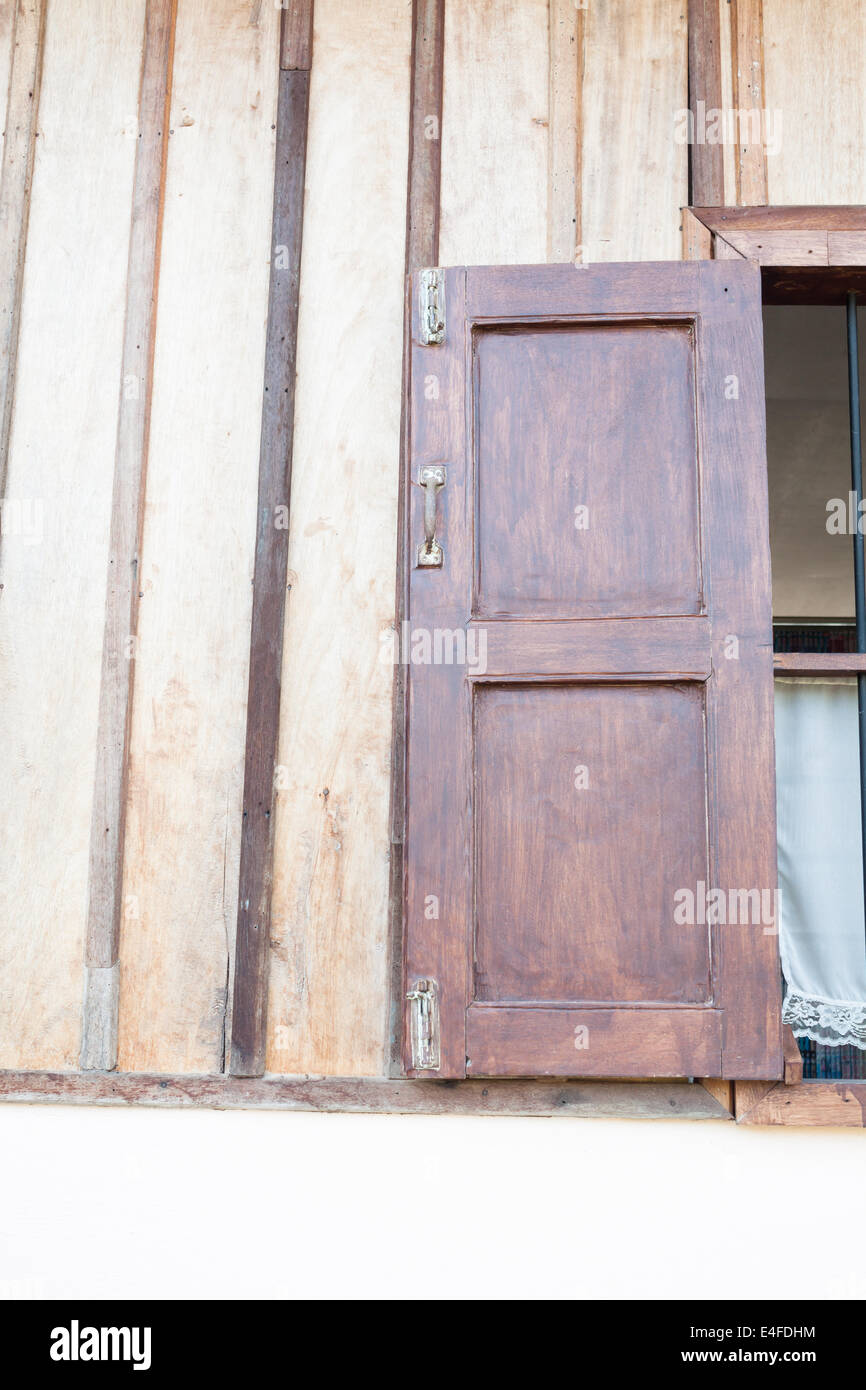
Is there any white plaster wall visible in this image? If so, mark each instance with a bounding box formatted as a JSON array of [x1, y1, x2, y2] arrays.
[[0, 1107, 863, 1300]]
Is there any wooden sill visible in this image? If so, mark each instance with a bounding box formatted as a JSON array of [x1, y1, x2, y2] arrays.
[[0, 1070, 733, 1121]]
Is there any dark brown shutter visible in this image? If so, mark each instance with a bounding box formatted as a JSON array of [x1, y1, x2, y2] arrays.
[[403, 262, 781, 1081]]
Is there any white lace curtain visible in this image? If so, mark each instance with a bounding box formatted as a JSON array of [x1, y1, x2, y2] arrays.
[[776, 677, 866, 1049]]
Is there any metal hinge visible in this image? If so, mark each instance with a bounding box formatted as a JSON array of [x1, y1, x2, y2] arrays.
[[406, 977, 440, 1070], [419, 268, 445, 345]]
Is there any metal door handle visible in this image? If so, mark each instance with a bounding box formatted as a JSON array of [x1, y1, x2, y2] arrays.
[[417, 465, 446, 567]]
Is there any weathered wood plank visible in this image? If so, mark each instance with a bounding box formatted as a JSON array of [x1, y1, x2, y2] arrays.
[[829, 232, 866, 266], [439, 0, 548, 265], [0, 1069, 733, 1120], [693, 205, 866, 231], [0, 0, 146, 1069], [738, 1082, 866, 1127], [404, 0, 444, 274], [81, 0, 177, 1072], [720, 228, 828, 265], [717, 0, 737, 203], [775, 653, 866, 676], [688, 0, 724, 206], [117, 0, 280, 1073], [0, 1, 16, 169], [763, 0, 866, 205], [682, 206, 712, 260], [548, 0, 583, 263], [280, 0, 313, 71], [230, 64, 311, 1078], [581, 0, 687, 262], [730, 0, 767, 204], [782, 1026, 804, 1087], [387, 0, 445, 1075], [0, 0, 45, 504], [266, 0, 411, 1077]]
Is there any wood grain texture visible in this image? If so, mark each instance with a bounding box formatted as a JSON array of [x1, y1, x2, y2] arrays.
[[474, 323, 703, 619], [439, 0, 548, 265], [682, 207, 713, 261], [0, 1, 16, 170], [716, 0, 737, 203], [828, 232, 866, 266], [468, 1008, 722, 1079], [581, 0, 687, 262], [730, 0, 767, 204], [763, 0, 866, 205], [688, 0, 724, 206], [775, 654, 866, 675], [720, 229, 828, 265], [782, 1025, 803, 1086], [230, 65, 311, 1078], [737, 1081, 866, 1127], [117, 0, 280, 1073], [81, 0, 177, 1071], [693, 205, 866, 231], [265, 0, 411, 1078], [279, 0, 313, 71], [387, 0, 446, 1075], [0, 1069, 732, 1120], [0, 0, 45, 506], [404, 0, 443, 274], [0, 0, 145, 1069], [548, 0, 583, 263], [474, 684, 711, 1006]]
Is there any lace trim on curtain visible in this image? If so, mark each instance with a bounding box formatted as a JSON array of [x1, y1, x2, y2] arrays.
[[783, 991, 866, 1050]]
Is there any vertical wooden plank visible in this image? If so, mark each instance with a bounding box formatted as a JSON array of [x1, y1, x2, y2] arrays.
[[731, 0, 768, 204], [266, 0, 411, 1078], [0, 0, 45, 504], [439, 0, 548, 266], [0, 0, 145, 1069], [581, 0, 688, 262], [547, 0, 583, 263], [717, 0, 737, 205], [688, 0, 724, 206], [80, 0, 177, 1071], [387, 0, 445, 1075], [280, 0, 313, 70], [229, 15, 312, 1077], [117, 0, 280, 1074], [763, 0, 866, 204], [0, 1, 16, 168], [405, 0, 444, 275]]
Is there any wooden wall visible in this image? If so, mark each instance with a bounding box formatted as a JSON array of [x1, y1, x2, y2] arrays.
[[0, 0, 864, 1080]]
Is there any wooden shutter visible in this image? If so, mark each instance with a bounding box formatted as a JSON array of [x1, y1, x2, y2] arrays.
[[402, 262, 782, 1082]]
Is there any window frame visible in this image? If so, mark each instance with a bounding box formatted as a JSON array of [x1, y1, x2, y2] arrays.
[[685, 203, 866, 1127]]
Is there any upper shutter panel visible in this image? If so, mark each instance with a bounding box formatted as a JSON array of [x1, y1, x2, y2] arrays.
[[403, 262, 782, 1082]]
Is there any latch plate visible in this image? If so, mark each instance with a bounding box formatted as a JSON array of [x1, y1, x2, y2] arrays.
[[419, 268, 445, 346], [406, 977, 440, 1070]]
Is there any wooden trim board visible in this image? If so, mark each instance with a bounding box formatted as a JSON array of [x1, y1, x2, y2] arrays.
[[230, 7, 313, 1077], [0, 1069, 733, 1120], [387, 0, 445, 1074]]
